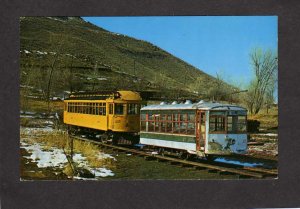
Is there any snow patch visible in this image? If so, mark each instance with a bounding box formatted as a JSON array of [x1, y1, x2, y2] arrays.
[[97, 77, 108, 81], [20, 140, 115, 178], [21, 127, 54, 134], [36, 50, 47, 55], [26, 95, 39, 99], [46, 17, 65, 22], [215, 158, 264, 168], [20, 111, 36, 115], [20, 85, 34, 89], [20, 115, 35, 118], [44, 120, 54, 125], [22, 143, 68, 168], [91, 167, 114, 177], [258, 133, 278, 137], [97, 152, 116, 161]]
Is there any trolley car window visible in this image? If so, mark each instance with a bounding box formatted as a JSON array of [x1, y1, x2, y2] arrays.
[[89, 103, 93, 114], [173, 114, 179, 133], [209, 116, 225, 132], [227, 116, 234, 132], [237, 116, 246, 132], [142, 111, 195, 135], [86, 103, 89, 114], [115, 104, 125, 115], [227, 115, 246, 133], [83, 103, 86, 114], [79, 103, 82, 113], [95, 103, 98, 115], [65, 102, 106, 115], [200, 112, 205, 124], [140, 113, 147, 131], [166, 114, 173, 132], [147, 113, 155, 132], [148, 113, 154, 120], [81, 103, 84, 114], [99, 103, 106, 115], [140, 113, 146, 121], [154, 114, 160, 132], [71, 103, 75, 113], [109, 104, 113, 114], [128, 104, 139, 115], [141, 121, 147, 131], [148, 121, 155, 132], [92, 103, 95, 114], [94, 103, 98, 115]]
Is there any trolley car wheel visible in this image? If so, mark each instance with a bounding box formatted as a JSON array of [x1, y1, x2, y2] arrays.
[[158, 148, 165, 156], [100, 134, 109, 143], [112, 137, 119, 145], [178, 151, 188, 160]]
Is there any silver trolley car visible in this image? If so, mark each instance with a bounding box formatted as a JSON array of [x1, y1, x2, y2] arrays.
[[140, 100, 248, 159]]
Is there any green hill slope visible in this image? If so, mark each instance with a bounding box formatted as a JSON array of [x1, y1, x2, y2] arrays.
[[20, 16, 233, 99]]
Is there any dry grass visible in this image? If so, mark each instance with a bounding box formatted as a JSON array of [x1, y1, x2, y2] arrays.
[[72, 140, 115, 168], [20, 129, 115, 170], [63, 164, 74, 177], [20, 118, 32, 127], [20, 97, 64, 113], [248, 106, 278, 130]]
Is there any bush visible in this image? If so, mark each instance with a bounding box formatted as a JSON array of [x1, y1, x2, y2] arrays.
[[247, 119, 260, 133]]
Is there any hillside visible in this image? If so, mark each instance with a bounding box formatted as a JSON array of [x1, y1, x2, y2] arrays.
[[20, 16, 234, 99]]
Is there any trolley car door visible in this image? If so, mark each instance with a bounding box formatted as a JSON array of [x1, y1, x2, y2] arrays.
[[196, 110, 206, 151], [108, 103, 114, 129]]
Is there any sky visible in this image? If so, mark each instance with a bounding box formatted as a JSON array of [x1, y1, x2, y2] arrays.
[[83, 16, 277, 87]]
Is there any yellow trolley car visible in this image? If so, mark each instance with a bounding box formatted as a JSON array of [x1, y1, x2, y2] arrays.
[[63, 90, 142, 144]]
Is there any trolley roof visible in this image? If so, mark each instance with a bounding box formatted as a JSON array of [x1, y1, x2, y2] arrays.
[[141, 101, 247, 111], [65, 90, 141, 101]]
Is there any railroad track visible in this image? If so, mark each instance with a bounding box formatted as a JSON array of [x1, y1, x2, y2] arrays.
[[70, 135, 278, 179]]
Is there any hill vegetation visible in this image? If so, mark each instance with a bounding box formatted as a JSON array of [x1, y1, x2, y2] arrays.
[[20, 16, 235, 102]]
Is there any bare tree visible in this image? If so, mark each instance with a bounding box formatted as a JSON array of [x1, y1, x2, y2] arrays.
[[46, 48, 61, 113], [64, 55, 75, 93], [207, 72, 233, 101], [264, 68, 277, 113], [90, 61, 99, 91], [20, 54, 36, 111], [44, 33, 67, 114], [246, 48, 278, 114]]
